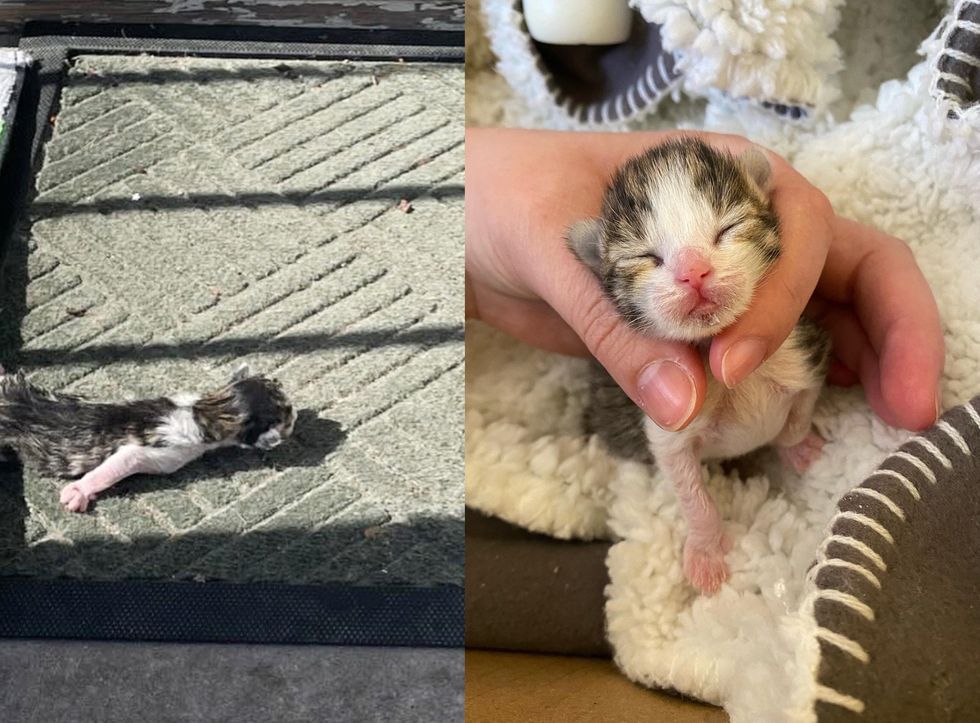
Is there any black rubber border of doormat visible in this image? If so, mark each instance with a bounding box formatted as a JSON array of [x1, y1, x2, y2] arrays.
[[0, 579, 463, 645], [0, 29, 463, 648], [21, 21, 463, 49]]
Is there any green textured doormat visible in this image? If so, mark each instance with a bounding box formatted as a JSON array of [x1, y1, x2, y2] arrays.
[[0, 32, 462, 645]]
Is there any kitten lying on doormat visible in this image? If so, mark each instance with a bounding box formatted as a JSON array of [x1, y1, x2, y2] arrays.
[[0, 363, 295, 512]]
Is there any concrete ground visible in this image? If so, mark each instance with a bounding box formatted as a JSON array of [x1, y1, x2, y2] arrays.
[[0, 54, 463, 586], [0, 640, 463, 723]]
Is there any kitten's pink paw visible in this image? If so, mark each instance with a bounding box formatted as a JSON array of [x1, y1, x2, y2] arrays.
[[683, 537, 731, 595], [778, 431, 824, 473], [60, 483, 93, 513]]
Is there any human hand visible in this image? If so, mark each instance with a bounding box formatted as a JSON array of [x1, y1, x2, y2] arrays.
[[465, 127, 943, 431]]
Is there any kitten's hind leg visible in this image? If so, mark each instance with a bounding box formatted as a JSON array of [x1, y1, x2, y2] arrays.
[[60, 444, 151, 513], [775, 387, 823, 473], [659, 445, 731, 595]]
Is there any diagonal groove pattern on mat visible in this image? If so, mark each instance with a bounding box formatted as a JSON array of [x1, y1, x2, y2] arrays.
[[0, 55, 463, 585]]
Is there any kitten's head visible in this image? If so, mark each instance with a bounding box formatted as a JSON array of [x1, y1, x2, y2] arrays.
[[567, 139, 780, 342], [227, 364, 296, 450]]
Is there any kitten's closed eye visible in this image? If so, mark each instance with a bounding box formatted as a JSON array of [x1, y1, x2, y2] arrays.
[[715, 222, 744, 245], [622, 253, 663, 266]]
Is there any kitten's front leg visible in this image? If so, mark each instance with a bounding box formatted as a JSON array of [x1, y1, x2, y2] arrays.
[[61, 444, 204, 512], [658, 444, 731, 595], [60, 445, 147, 512]]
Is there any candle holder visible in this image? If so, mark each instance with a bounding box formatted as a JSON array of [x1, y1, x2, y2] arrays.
[[523, 0, 633, 45]]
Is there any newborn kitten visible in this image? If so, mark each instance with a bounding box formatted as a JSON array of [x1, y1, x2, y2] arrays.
[[568, 138, 831, 594], [0, 363, 296, 513]]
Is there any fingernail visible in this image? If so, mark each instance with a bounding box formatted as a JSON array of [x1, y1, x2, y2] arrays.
[[637, 361, 696, 431], [721, 337, 768, 388]]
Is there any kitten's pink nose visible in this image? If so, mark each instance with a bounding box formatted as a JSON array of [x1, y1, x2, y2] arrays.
[[674, 252, 713, 291]]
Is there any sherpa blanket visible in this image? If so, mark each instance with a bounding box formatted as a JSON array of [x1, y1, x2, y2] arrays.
[[467, 1, 980, 721]]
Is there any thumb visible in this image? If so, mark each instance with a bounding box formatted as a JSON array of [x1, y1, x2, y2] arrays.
[[540, 262, 706, 431]]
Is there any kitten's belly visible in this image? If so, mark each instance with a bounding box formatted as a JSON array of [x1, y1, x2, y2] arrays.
[[645, 374, 795, 460], [699, 376, 794, 459]]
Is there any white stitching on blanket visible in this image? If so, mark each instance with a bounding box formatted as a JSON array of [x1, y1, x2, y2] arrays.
[[805, 500, 879, 715], [965, 402, 980, 432], [938, 70, 974, 91], [636, 71, 653, 105], [626, 86, 639, 116], [937, 420, 970, 455], [809, 400, 980, 717], [929, 0, 980, 118], [836, 511, 896, 545], [846, 488, 906, 522], [657, 55, 670, 89], [816, 628, 870, 663], [943, 47, 980, 68], [815, 589, 876, 621], [823, 535, 887, 571], [815, 685, 866, 713], [934, 85, 966, 117], [893, 451, 937, 484], [909, 436, 952, 469], [806, 558, 882, 589], [869, 469, 921, 501], [955, 19, 980, 34], [646, 64, 659, 93]]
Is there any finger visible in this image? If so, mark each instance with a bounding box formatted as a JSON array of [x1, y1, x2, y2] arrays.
[[827, 359, 860, 387], [808, 298, 915, 429], [820, 218, 943, 430], [710, 174, 832, 386], [536, 256, 707, 431], [468, 281, 589, 357]]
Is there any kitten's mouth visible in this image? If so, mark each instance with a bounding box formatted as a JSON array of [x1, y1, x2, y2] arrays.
[[679, 289, 721, 318], [687, 299, 719, 317]]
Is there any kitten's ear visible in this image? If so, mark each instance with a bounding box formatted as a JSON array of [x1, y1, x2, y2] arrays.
[[231, 363, 251, 383], [566, 219, 605, 274], [738, 147, 772, 194]]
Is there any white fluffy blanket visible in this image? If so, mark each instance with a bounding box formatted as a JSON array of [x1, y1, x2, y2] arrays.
[[633, 0, 845, 111], [467, 1, 980, 721]]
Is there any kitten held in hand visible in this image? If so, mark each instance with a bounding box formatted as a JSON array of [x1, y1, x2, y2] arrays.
[[0, 363, 296, 513], [567, 139, 830, 595]]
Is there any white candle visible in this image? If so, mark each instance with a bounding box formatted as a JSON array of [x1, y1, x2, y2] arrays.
[[523, 0, 633, 45]]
